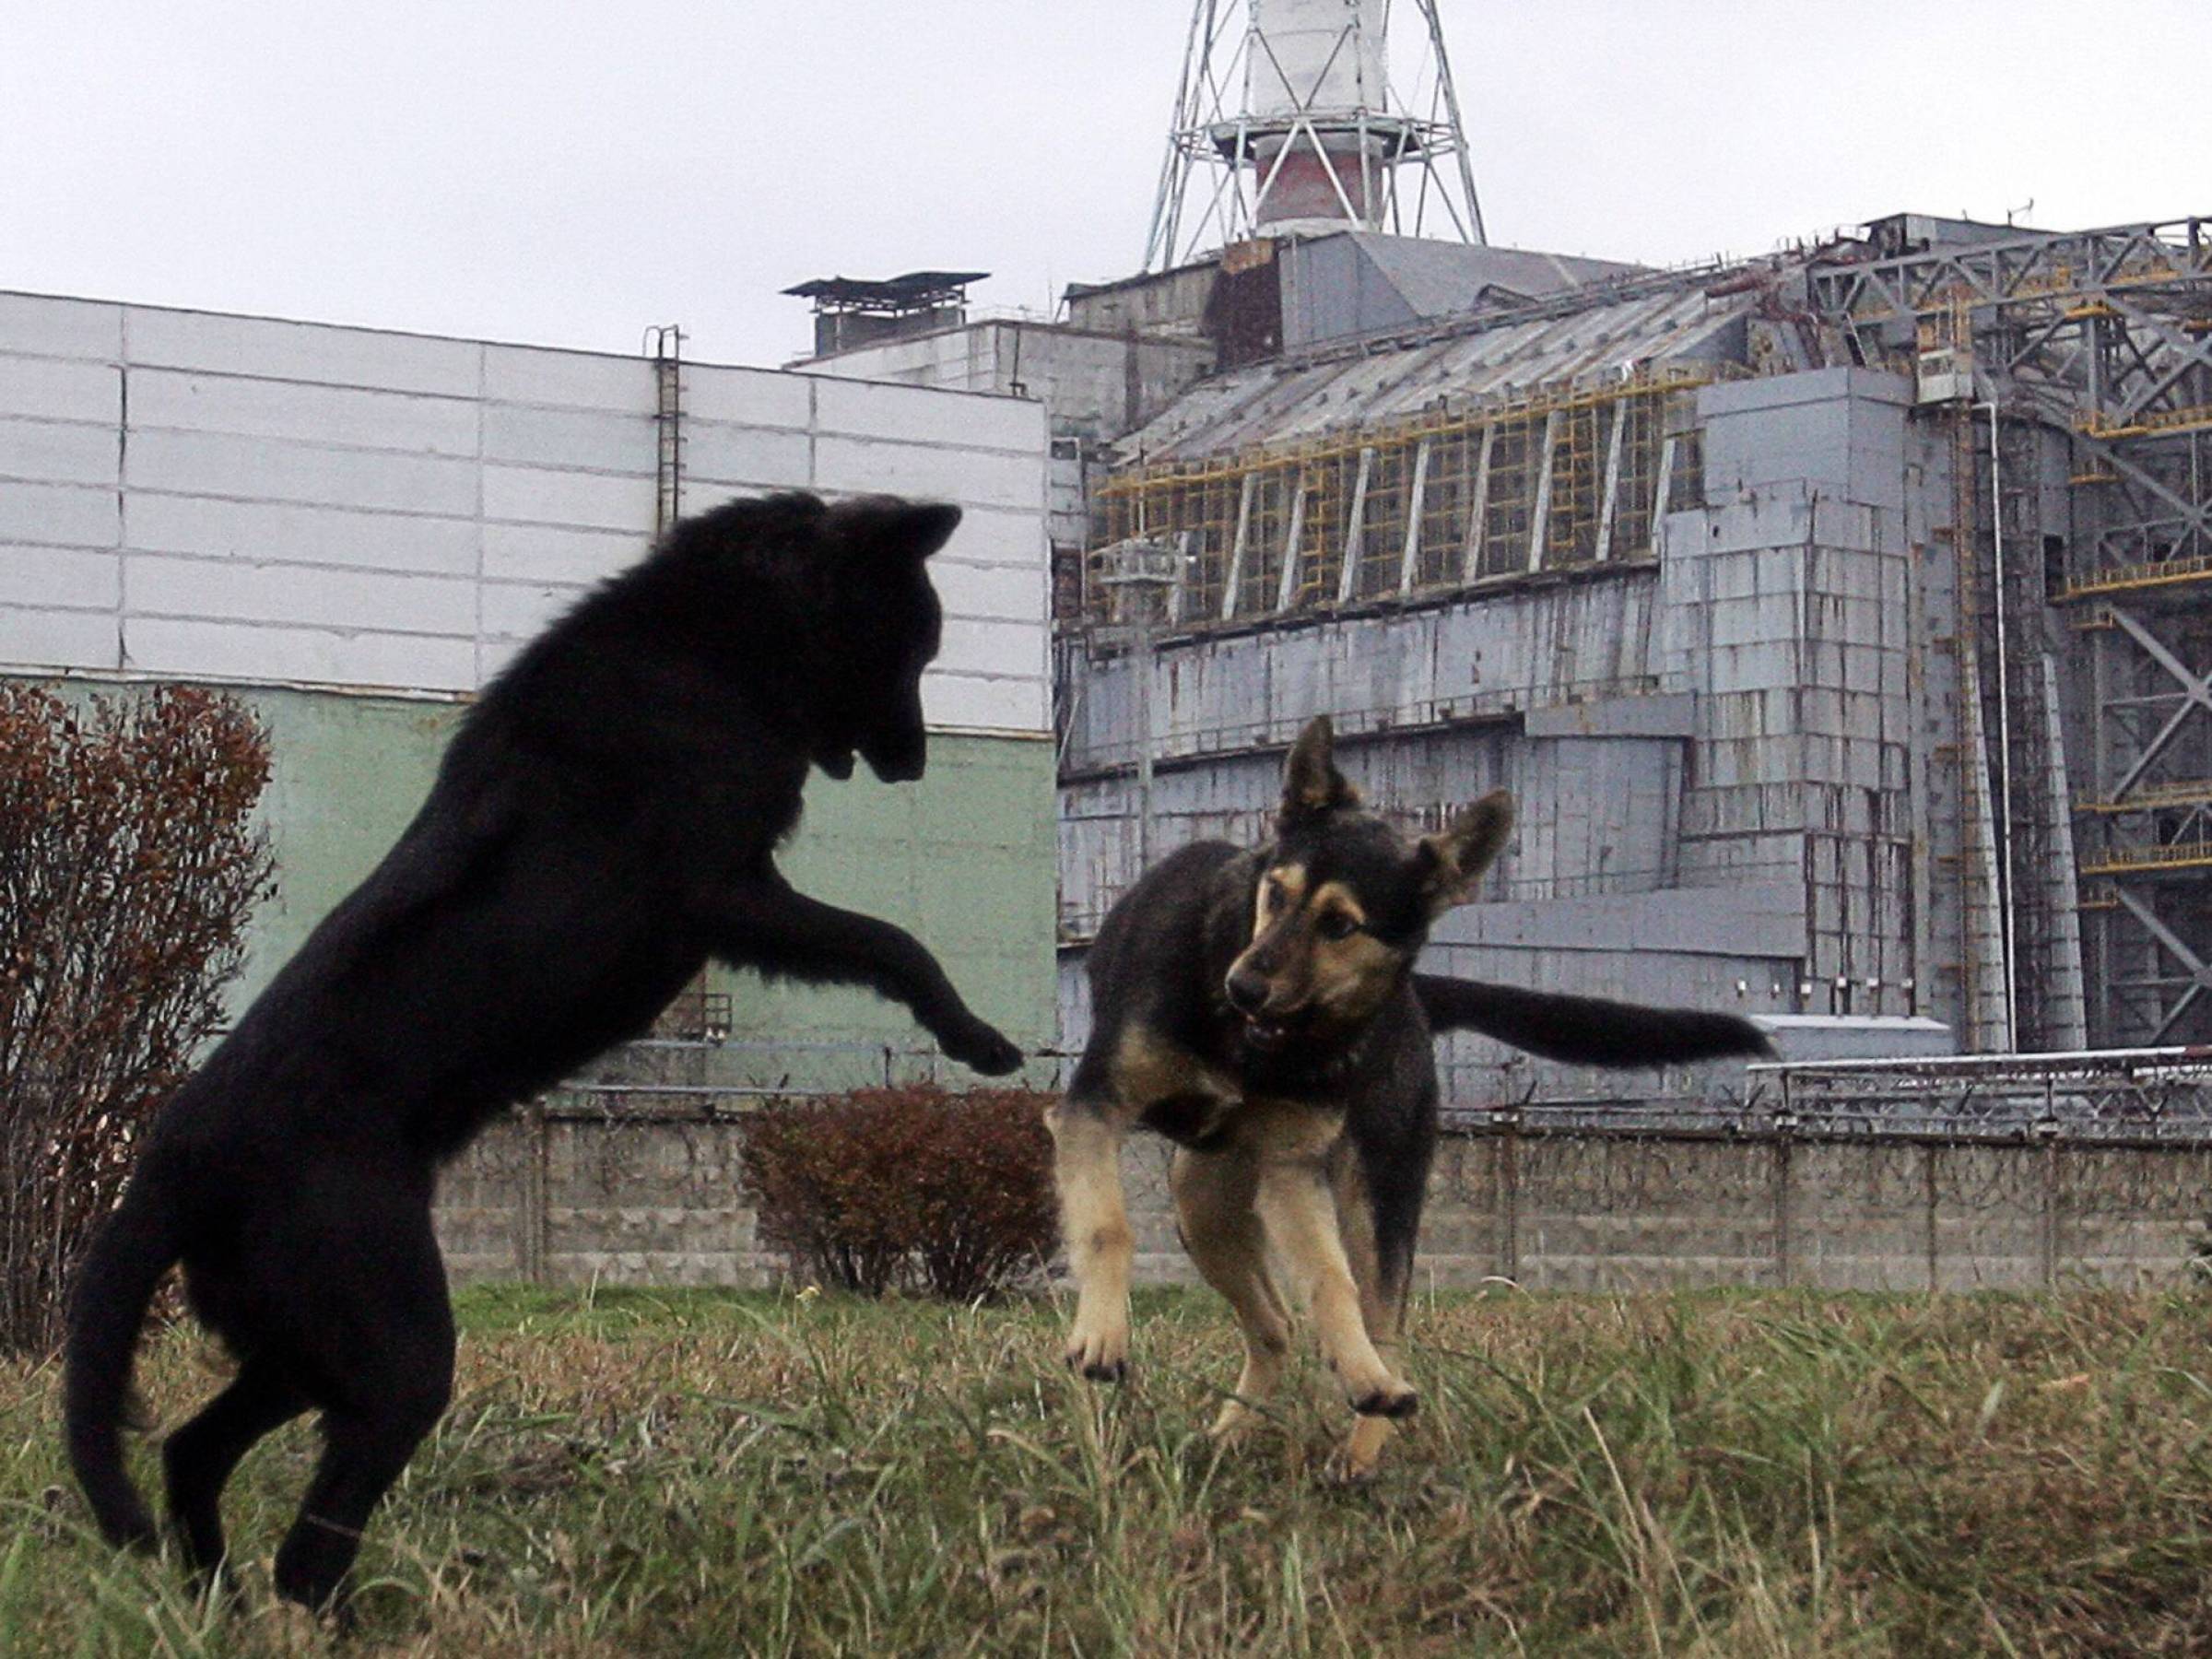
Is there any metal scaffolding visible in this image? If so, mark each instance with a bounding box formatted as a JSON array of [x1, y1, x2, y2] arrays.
[[1144, 0, 1486, 271], [1088, 365, 1719, 627], [1814, 218, 2212, 1047]]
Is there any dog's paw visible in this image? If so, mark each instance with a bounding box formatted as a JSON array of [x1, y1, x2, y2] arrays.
[[1208, 1399, 1259, 1442], [1324, 1415, 1394, 1484], [941, 1018, 1024, 1077], [1064, 1320, 1131, 1383], [1348, 1382, 1418, 1420]]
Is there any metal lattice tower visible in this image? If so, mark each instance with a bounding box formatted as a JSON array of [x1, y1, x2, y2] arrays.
[[1814, 218, 2212, 1048], [1143, 0, 1486, 272]]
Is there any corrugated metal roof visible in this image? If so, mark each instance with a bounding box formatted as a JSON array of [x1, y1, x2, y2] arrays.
[[1115, 279, 1751, 463]]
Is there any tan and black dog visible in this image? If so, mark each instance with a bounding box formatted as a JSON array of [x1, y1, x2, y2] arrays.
[[1048, 714, 1771, 1477]]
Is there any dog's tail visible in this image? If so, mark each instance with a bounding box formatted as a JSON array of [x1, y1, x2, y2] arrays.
[[64, 1180, 182, 1548], [1415, 973, 1775, 1068]]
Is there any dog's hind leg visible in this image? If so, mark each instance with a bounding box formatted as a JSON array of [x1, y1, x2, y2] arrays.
[[163, 1357, 310, 1587], [1169, 1147, 1292, 1441], [270, 1224, 455, 1618]]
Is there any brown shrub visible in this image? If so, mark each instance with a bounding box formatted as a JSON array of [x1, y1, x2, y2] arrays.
[[737, 1085, 1057, 1300], [0, 683, 274, 1355]]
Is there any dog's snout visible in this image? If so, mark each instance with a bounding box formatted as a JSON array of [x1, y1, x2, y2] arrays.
[[1225, 966, 1269, 1015]]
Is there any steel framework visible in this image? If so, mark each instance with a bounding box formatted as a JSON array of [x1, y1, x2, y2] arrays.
[[1090, 365, 1721, 627], [1143, 0, 1486, 272], [1812, 219, 2212, 1046]]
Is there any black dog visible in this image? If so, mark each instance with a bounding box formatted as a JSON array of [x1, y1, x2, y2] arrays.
[[65, 491, 1023, 1611], [1049, 715, 1768, 1477]]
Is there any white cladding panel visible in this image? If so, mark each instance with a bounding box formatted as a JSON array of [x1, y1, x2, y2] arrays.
[[0, 292, 1051, 734], [1253, 0, 1388, 118]]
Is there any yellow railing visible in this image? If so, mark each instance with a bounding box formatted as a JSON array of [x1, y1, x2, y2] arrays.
[[2078, 839, 2212, 877], [2077, 403, 2212, 441], [2063, 552, 2212, 601], [2077, 780, 2212, 816]]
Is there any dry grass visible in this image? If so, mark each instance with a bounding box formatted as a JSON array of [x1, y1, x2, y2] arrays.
[[5, 1286, 2212, 1655]]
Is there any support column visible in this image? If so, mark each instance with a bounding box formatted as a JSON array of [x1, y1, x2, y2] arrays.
[[1593, 401, 1630, 562], [1219, 472, 1256, 622], [1461, 425, 1496, 582], [1396, 437, 1433, 594], [1527, 410, 1562, 572], [1337, 446, 1376, 604]]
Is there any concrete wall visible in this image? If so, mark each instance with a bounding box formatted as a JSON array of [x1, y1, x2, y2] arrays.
[[437, 1113, 2212, 1293], [801, 320, 1212, 442], [0, 289, 1052, 735]]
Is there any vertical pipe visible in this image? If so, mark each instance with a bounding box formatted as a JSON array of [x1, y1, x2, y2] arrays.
[[1983, 401, 2021, 1049], [1133, 603, 1157, 871]]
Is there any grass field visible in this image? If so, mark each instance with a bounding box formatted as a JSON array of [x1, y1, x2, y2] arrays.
[[5, 1286, 2212, 1655]]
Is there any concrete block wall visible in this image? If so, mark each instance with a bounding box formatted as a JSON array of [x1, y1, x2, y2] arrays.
[[1661, 369, 1922, 1003], [436, 1114, 2212, 1295], [0, 289, 1052, 736]]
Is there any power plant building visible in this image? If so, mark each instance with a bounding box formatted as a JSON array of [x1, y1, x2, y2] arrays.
[[1046, 216, 2212, 1100], [795, 0, 2212, 1099]]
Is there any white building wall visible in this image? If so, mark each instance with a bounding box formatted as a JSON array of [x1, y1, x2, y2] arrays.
[[0, 291, 1052, 734]]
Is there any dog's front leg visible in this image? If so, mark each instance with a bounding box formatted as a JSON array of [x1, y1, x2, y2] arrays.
[[712, 874, 1021, 1075], [1047, 1085, 1137, 1382], [1244, 1102, 1417, 1420]]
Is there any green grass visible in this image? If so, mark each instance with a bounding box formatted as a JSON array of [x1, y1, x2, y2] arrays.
[[6, 1286, 2212, 1654]]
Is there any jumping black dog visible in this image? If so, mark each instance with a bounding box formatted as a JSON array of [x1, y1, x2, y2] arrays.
[[1049, 714, 1769, 1477], [65, 491, 1023, 1611]]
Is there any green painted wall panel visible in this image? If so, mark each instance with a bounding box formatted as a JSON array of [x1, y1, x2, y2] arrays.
[[13, 675, 1058, 1079]]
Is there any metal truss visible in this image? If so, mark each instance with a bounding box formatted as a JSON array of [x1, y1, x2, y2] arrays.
[[1809, 218, 2212, 1048], [1143, 0, 1486, 272]]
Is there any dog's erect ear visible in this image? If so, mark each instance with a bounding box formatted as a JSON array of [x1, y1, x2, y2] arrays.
[[1277, 715, 1361, 829], [830, 497, 963, 561], [1414, 789, 1513, 912]]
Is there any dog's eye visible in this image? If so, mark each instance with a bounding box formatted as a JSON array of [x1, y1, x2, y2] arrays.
[[1317, 911, 1359, 941]]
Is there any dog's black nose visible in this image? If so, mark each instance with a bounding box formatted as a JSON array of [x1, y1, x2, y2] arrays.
[[1225, 967, 1268, 1015]]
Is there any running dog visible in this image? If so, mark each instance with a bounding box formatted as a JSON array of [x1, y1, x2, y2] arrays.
[[1049, 714, 1769, 1477], [65, 492, 1024, 1614]]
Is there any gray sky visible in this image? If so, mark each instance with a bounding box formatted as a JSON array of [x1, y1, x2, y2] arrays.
[[5, 1, 2207, 369]]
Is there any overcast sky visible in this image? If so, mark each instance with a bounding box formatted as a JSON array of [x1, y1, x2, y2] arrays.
[[4, 2, 2207, 370]]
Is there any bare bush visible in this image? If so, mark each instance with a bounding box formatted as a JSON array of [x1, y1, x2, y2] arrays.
[[0, 684, 273, 1355], [737, 1085, 1056, 1300]]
